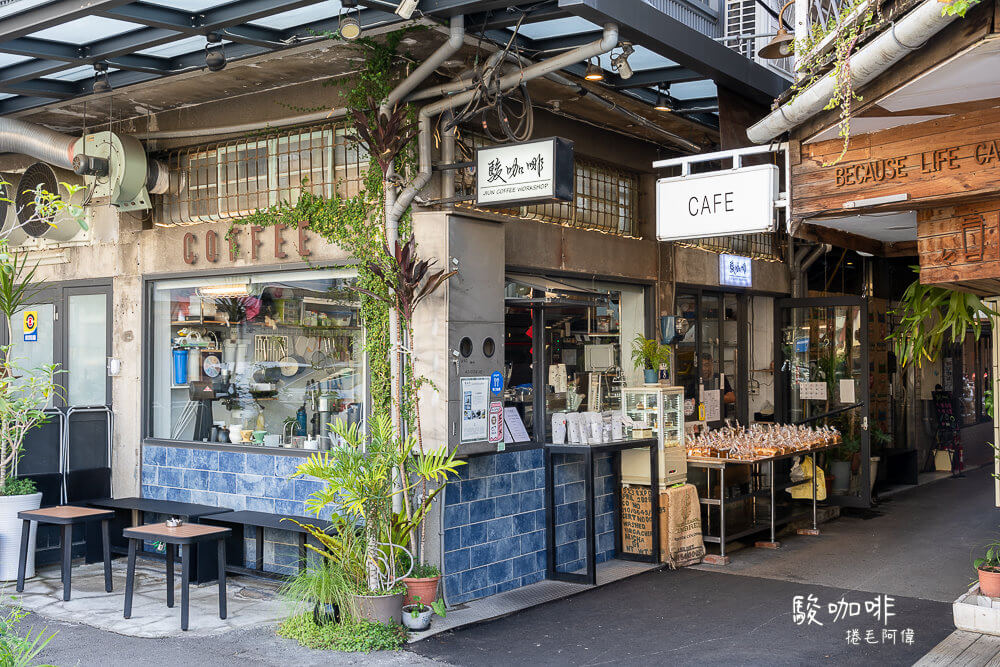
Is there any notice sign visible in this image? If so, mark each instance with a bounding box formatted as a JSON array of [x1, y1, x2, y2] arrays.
[[719, 253, 752, 288], [656, 164, 778, 241], [460, 376, 490, 443], [488, 401, 504, 449], [22, 310, 37, 342], [476, 137, 573, 208]]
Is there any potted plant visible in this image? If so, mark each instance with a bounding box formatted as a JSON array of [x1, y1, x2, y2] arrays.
[[401, 596, 446, 632], [280, 555, 354, 626], [975, 540, 1000, 598], [402, 563, 440, 608], [829, 436, 859, 496], [292, 413, 463, 625], [631, 335, 670, 384], [0, 241, 61, 581]]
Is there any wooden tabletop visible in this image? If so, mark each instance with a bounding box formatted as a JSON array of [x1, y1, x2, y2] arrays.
[[18, 505, 115, 523], [123, 522, 232, 544]]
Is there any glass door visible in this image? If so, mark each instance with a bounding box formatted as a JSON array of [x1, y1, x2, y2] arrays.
[[776, 296, 871, 507]]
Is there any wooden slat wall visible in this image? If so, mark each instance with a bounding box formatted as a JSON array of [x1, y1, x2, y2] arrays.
[[795, 108, 1000, 219], [917, 199, 1000, 295]]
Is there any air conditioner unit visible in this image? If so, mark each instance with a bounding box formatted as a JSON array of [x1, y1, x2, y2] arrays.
[[3, 162, 90, 247]]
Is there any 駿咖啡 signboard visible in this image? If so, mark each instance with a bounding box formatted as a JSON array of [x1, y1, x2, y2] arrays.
[[475, 137, 574, 208]]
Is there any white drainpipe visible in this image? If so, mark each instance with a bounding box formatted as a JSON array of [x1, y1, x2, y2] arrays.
[[747, 0, 960, 144], [389, 22, 620, 223]]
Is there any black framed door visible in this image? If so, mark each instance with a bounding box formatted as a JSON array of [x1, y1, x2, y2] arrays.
[[2, 281, 113, 487], [776, 296, 871, 508]]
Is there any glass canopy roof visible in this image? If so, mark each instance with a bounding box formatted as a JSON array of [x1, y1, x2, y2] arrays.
[[0, 0, 728, 125]]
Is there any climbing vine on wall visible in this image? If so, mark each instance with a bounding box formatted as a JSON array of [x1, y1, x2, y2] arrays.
[[228, 31, 418, 424]]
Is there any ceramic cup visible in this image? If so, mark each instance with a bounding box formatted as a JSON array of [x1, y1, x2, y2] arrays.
[[252, 430, 267, 444], [241, 429, 254, 443]]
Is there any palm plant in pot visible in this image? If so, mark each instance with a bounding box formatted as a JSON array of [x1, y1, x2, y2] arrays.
[[0, 241, 61, 581], [293, 413, 463, 625], [631, 335, 670, 385]]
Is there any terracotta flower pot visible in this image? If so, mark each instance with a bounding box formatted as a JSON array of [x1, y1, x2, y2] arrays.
[[979, 568, 1000, 598], [403, 576, 440, 606]]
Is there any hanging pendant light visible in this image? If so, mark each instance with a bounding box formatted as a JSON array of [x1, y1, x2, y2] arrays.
[[758, 1, 796, 59], [584, 58, 604, 82], [654, 90, 672, 112], [205, 33, 227, 72], [92, 62, 112, 94], [339, 3, 362, 40]]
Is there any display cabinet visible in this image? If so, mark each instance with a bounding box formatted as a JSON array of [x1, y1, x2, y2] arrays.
[[621, 385, 687, 486]]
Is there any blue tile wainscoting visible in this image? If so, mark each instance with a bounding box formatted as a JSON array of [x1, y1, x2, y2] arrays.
[[442, 449, 616, 605], [141, 444, 331, 575]]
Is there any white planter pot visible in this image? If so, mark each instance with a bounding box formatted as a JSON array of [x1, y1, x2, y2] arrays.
[[0, 492, 42, 581], [870, 456, 880, 493], [830, 461, 851, 494]]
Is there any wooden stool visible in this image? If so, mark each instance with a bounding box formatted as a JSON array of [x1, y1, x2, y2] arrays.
[[16, 505, 114, 602], [122, 522, 231, 631]]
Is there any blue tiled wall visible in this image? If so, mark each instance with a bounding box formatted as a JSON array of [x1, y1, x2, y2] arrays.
[[442, 449, 616, 605], [141, 444, 330, 574]]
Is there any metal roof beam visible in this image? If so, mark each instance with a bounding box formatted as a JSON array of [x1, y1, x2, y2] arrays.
[[99, 3, 287, 48], [527, 30, 605, 54], [558, 0, 788, 104], [0, 37, 80, 61], [0, 0, 135, 42], [0, 78, 78, 99], [0, 95, 62, 115], [610, 66, 703, 89]]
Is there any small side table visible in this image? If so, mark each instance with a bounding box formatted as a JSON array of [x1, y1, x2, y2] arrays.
[[122, 522, 231, 631], [16, 505, 114, 601]]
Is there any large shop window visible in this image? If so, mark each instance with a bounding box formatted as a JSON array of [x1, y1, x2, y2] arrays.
[[503, 276, 646, 441], [949, 330, 992, 426], [149, 269, 365, 448]]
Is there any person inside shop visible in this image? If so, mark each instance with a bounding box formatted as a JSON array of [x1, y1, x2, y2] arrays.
[[686, 352, 736, 405]]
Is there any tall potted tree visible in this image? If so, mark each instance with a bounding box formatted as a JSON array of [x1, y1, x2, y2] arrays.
[[631, 335, 671, 384], [292, 414, 463, 624], [0, 243, 60, 581]]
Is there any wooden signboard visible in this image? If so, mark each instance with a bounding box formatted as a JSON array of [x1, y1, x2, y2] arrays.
[[917, 199, 1000, 295], [793, 107, 1000, 219]]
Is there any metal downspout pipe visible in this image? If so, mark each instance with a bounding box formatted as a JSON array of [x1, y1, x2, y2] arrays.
[[747, 0, 961, 143], [378, 16, 465, 522], [390, 22, 620, 224], [0, 118, 76, 170], [791, 243, 830, 298]]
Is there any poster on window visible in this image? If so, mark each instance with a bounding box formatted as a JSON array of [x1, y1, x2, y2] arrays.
[[461, 376, 490, 443], [702, 389, 721, 422], [799, 381, 828, 401]]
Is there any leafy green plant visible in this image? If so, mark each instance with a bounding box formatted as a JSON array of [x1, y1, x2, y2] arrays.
[[0, 240, 62, 492], [0, 478, 37, 497], [630, 335, 670, 372], [292, 413, 464, 594], [280, 559, 355, 620], [277, 614, 406, 652], [407, 563, 439, 579], [405, 595, 445, 619], [430, 599, 447, 618], [889, 268, 999, 368], [975, 540, 1000, 573], [942, 0, 980, 17], [0, 600, 56, 667]]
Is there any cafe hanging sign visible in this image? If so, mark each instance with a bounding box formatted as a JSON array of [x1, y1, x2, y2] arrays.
[[475, 137, 574, 208], [656, 164, 778, 241]]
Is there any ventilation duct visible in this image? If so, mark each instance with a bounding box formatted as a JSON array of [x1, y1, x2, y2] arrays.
[[13, 163, 88, 243]]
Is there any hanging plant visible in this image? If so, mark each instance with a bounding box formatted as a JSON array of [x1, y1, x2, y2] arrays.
[[942, 0, 981, 17], [888, 267, 999, 368]]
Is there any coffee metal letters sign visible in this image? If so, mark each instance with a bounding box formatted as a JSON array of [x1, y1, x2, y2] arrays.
[[181, 222, 311, 265]]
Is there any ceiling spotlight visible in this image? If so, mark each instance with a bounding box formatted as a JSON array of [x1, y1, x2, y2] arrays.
[[205, 33, 226, 71], [584, 58, 604, 82], [92, 62, 111, 94], [611, 42, 634, 80], [758, 1, 796, 59], [339, 8, 362, 40], [654, 91, 672, 112], [395, 0, 419, 19]]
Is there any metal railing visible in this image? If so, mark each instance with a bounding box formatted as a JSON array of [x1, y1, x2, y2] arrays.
[[154, 122, 369, 226]]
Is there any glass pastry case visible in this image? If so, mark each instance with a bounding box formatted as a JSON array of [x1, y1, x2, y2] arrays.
[[621, 385, 686, 486]]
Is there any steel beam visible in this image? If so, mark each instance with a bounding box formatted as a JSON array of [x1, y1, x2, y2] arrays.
[[0, 79, 77, 99], [558, 0, 789, 103], [0, 0, 136, 42], [610, 66, 703, 89], [0, 37, 80, 61]]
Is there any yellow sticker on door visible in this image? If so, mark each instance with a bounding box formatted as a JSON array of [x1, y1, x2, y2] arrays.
[[23, 310, 37, 342]]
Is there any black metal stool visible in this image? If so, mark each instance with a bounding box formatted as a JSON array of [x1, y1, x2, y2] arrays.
[[16, 505, 114, 601], [122, 522, 231, 631]]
